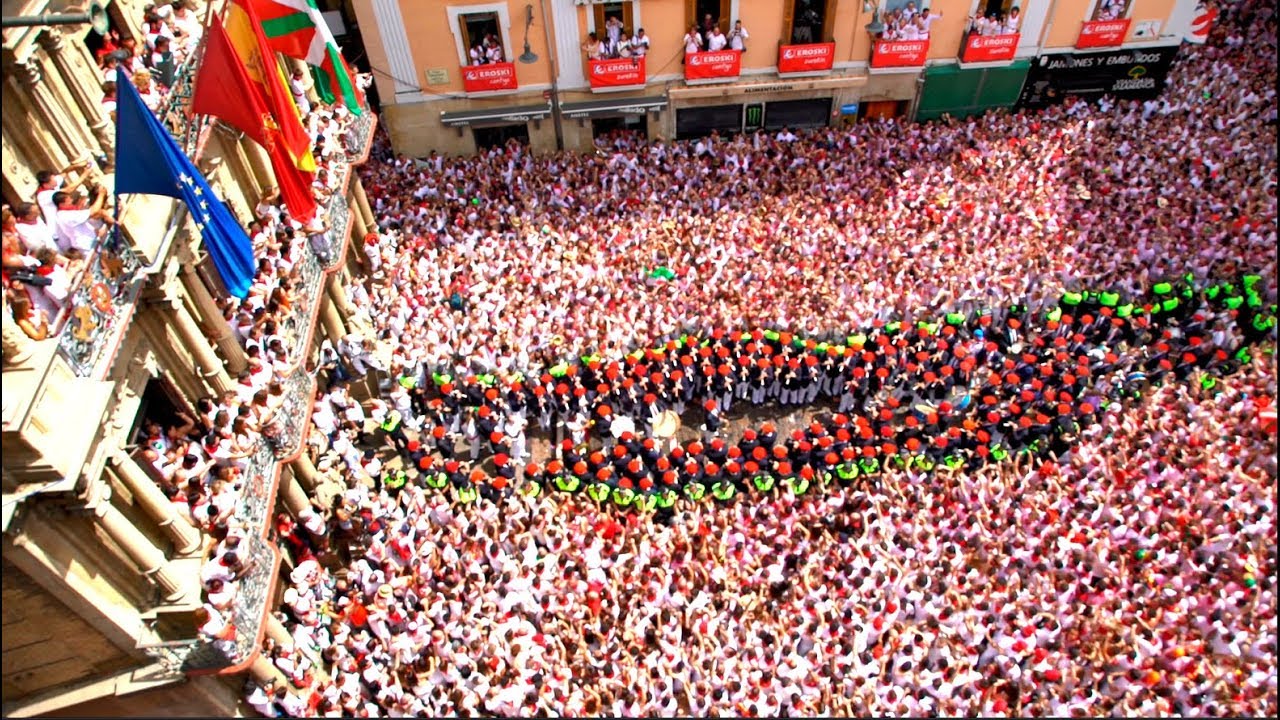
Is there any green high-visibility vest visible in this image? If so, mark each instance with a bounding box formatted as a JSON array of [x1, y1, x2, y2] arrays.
[[945, 312, 965, 326], [1099, 291, 1120, 307], [752, 474, 775, 492], [818, 470, 834, 486], [764, 330, 781, 341], [549, 363, 570, 377], [478, 374, 496, 386], [586, 483, 611, 502], [1115, 303, 1134, 318], [1225, 296, 1245, 310], [1061, 291, 1082, 306], [785, 477, 810, 495], [1083, 291, 1100, 305], [1200, 375, 1217, 391], [740, 332, 753, 341], [1246, 293, 1263, 308], [815, 342, 829, 353], [380, 410, 402, 432], [456, 486, 478, 503], [885, 321, 902, 334], [635, 493, 658, 512], [991, 445, 1009, 461], [848, 333, 867, 347], [890, 455, 907, 470], [398, 375, 417, 389], [656, 489, 677, 508], [1153, 282, 1173, 295], [554, 475, 581, 493], [427, 472, 448, 489], [836, 463, 858, 481], [1206, 285, 1222, 300], [1253, 315, 1277, 332], [1235, 347, 1253, 363], [944, 456, 964, 470], [519, 481, 541, 497], [915, 457, 935, 472], [1160, 297, 1179, 313], [858, 457, 879, 475], [1046, 307, 1062, 323], [711, 482, 736, 501], [432, 373, 452, 386], [684, 482, 706, 502], [384, 471, 408, 489], [1242, 274, 1261, 291], [612, 487, 635, 507]]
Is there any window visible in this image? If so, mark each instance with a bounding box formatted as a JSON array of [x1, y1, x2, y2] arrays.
[[685, 0, 731, 33], [447, 4, 515, 67], [1091, 0, 1133, 21], [592, 2, 636, 37], [783, 0, 836, 45], [460, 12, 504, 65]]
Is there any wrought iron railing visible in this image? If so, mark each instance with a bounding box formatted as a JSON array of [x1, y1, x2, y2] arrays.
[[271, 365, 315, 459], [55, 235, 145, 377], [182, 532, 281, 673], [157, 47, 211, 158]]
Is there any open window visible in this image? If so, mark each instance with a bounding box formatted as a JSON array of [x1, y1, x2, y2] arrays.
[[685, 0, 731, 33], [782, 0, 837, 44], [459, 11, 504, 65], [593, 1, 637, 36]]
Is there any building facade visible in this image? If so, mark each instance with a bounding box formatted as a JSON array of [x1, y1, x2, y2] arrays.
[[355, 0, 1203, 157], [2, 0, 377, 715]]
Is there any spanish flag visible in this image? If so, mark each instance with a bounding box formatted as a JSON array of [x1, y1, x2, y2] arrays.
[[223, 0, 317, 173], [193, 15, 318, 222]]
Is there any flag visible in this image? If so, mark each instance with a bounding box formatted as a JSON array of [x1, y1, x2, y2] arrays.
[[225, 0, 317, 172], [193, 16, 318, 222], [114, 74, 256, 299], [250, 0, 364, 115], [1186, 3, 1217, 44]]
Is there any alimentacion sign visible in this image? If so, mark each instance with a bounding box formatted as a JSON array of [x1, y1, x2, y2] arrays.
[[1016, 46, 1179, 109]]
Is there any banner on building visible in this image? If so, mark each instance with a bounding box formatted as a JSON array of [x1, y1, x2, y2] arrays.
[[1016, 46, 1179, 110], [589, 56, 647, 90], [1076, 19, 1132, 48], [960, 33, 1020, 63], [684, 50, 742, 81], [871, 40, 929, 69], [777, 42, 835, 74], [1186, 4, 1218, 44], [461, 62, 518, 93]]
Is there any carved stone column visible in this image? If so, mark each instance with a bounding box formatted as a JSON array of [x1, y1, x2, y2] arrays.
[[94, 495, 188, 601], [249, 652, 289, 688], [110, 451, 203, 555], [279, 470, 311, 518], [351, 179, 376, 230], [163, 293, 234, 395], [240, 138, 275, 202], [326, 274, 354, 321], [39, 29, 112, 153], [12, 59, 75, 169], [180, 263, 249, 375], [290, 454, 321, 493], [215, 124, 265, 209], [318, 291, 346, 346]]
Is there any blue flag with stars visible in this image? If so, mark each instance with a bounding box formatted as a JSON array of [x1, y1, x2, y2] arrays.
[[114, 73, 256, 299]]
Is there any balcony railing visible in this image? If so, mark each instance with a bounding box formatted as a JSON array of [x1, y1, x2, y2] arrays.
[[183, 532, 282, 674], [270, 365, 315, 460], [54, 235, 145, 378]]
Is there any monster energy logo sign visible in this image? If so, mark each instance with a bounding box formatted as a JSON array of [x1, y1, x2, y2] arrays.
[[744, 103, 764, 131]]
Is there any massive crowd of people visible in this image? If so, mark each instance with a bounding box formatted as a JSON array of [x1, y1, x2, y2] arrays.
[[226, 2, 1280, 717]]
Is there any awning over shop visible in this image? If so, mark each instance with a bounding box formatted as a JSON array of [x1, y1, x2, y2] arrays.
[[559, 95, 667, 120], [440, 103, 551, 127]]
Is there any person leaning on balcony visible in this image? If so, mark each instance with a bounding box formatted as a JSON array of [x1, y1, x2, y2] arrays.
[[1003, 7, 1022, 34], [469, 39, 486, 66], [729, 21, 749, 52], [707, 25, 728, 52], [52, 186, 110, 256], [683, 24, 703, 58], [6, 205, 51, 265], [36, 159, 92, 228], [583, 32, 604, 61], [631, 28, 650, 57], [133, 68, 162, 111], [919, 8, 943, 38], [5, 288, 49, 341]]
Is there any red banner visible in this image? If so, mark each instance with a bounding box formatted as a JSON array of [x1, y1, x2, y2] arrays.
[[960, 33, 1020, 63], [777, 42, 835, 73], [684, 50, 741, 81], [1076, 19, 1131, 48], [461, 62, 518, 93], [589, 56, 647, 89], [871, 40, 929, 68]]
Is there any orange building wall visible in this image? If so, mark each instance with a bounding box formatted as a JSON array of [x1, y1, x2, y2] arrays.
[[1044, 0, 1095, 48], [398, 0, 554, 94]]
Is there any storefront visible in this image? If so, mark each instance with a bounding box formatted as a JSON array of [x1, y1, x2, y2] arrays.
[[1015, 46, 1181, 110], [916, 61, 1031, 121], [560, 96, 667, 141], [439, 103, 552, 150]]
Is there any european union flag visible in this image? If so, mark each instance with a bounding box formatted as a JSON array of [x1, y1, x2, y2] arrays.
[[114, 74, 256, 298]]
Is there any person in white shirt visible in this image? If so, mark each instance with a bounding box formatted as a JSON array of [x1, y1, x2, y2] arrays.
[[469, 41, 486, 66], [728, 20, 749, 51], [683, 24, 703, 55], [13, 203, 59, 256], [484, 35, 505, 64], [1003, 7, 1021, 34], [582, 32, 604, 61], [707, 26, 728, 51], [290, 68, 311, 118], [630, 28, 650, 56], [53, 186, 110, 255], [920, 9, 943, 37], [900, 20, 924, 40]]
